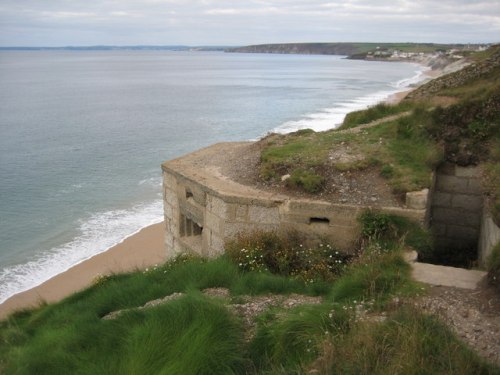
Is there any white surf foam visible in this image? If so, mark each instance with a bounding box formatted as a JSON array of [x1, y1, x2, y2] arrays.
[[270, 66, 428, 135], [0, 200, 163, 304]]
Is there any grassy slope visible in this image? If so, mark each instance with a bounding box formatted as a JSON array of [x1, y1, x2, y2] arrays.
[[1, 218, 499, 374], [1, 47, 499, 375], [260, 102, 443, 194], [259, 45, 500, 203], [227, 42, 473, 57]]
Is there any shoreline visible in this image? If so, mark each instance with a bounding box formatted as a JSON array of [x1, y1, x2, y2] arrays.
[[0, 222, 166, 320], [0, 58, 451, 321]]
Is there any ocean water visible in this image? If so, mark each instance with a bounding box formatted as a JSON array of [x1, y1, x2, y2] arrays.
[[0, 51, 425, 303]]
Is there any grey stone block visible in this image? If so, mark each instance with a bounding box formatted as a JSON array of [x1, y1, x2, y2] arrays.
[[436, 175, 468, 193], [451, 194, 482, 212], [437, 162, 456, 176], [446, 225, 478, 240], [431, 223, 447, 236], [455, 165, 481, 178], [432, 192, 452, 207], [467, 178, 483, 193], [432, 207, 462, 225], [406, 189, 429, 209]]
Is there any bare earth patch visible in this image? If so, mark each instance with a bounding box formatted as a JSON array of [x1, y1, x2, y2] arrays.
[[217, 141, 403, 207]]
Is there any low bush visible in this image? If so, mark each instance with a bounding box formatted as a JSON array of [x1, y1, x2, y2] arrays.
[[225, 231, 351, 284], [358, 210, 434, 253], [428, 87, 500, 166], [286, 168, 325, 193]]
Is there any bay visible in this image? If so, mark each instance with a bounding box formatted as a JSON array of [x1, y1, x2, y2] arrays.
[[0, 50, 423, 302]]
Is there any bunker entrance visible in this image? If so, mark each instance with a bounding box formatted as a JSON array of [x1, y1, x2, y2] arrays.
[[427, 163, 483, 268]]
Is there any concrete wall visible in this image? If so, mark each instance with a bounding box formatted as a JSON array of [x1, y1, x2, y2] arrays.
[[163, 167, 428, 258], [478, 207, 500, 266], [430, 163, 483, 254]]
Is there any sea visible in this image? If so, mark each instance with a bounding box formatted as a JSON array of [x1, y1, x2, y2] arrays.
[[0, 50, 426, 303]]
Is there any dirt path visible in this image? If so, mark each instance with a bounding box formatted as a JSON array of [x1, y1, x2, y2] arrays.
[[404, 252, 500, 365]]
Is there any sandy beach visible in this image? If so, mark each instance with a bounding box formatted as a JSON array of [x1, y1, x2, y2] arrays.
[[0, 222, 166, 320], [0, 61, 447, 322]]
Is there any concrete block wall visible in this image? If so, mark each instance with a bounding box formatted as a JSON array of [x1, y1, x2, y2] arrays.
[[430, 163, 483, 253], [478, 207, 500, 267], [162, 166, 428, 258]]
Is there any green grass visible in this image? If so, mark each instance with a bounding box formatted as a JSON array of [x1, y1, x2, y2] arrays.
[[3, 46, 500, 372], [339, 101, 413, 130], [259, 45, 499, 199], [259, 103, 442, 195], [1, 223, 498, 374], [225, 230, 352, 285], [286, 168, 325, 193], [250, 303, 352, 372], [322, 307, 500, 375]]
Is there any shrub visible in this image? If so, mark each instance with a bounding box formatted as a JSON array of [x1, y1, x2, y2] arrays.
[[358, 210, 433, 252], [380, 164, 394, 178], [286, 169, 325, 193], [428, 88, 500, 166], [225, 231, 351, 284], [358, 210, 395, 241]]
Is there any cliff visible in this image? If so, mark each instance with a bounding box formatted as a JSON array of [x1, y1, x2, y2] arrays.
[[225, 42, 485, 60]]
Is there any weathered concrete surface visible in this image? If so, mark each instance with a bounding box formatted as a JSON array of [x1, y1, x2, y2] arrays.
[[162, 142, 428, 258], [405, 251, 486, 290], [478, 207, 500, 266]]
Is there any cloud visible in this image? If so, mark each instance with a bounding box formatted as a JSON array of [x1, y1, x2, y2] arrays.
[[0, 0, 498, 46]]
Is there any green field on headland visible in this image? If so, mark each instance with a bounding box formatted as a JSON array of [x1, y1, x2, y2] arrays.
[[1, 45, 499, 374], [226, 42, 489, 59]]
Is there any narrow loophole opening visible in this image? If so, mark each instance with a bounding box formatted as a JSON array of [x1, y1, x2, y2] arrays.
[[309, 217, 330, 225]]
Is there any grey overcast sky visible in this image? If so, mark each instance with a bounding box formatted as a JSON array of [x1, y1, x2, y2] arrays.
[[1, 0, 499, 47]]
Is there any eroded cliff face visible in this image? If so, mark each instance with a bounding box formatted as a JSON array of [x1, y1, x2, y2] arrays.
[[406, 46, 500, 100]]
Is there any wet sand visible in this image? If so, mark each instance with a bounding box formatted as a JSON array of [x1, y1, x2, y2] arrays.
[[0, 222, 166, 320]]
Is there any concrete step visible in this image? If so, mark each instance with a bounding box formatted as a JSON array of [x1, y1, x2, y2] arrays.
[[404, 251, 487, 290]]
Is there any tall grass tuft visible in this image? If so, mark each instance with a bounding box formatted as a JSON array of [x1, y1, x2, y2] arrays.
[[250, 303, 352, 373], [225, 230, 352, 284], [324, 307, 499, 375], [340, 101, 413, 130], [120, 293, 247, 375]]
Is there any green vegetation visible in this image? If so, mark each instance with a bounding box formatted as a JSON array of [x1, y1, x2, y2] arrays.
[[322, 307, 496, 375], [340, 101, 413, 130], [286, 168, 325, 193], [2, 46, 500, 375], [2, 213, 497, 374], [226, 230, 351, 284], [484, 138, 500, 224], [227, 42, 479, 58], [260, 104, 442, 195], [258, 45, 500, 228]]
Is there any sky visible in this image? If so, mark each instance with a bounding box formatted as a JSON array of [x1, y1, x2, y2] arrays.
[[1, 0, 499, 47]]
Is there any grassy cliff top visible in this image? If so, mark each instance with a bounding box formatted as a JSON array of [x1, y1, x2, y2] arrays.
[[258, 45, 500, 220], [225, 42, 486, 57]]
